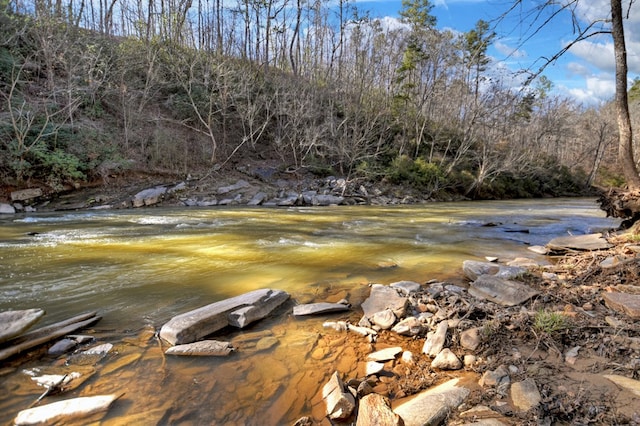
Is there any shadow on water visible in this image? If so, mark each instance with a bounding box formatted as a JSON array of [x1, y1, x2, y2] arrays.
[[0, 198, 620, 424]]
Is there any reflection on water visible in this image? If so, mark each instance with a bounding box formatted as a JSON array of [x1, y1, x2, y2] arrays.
[[0, 199, 619, 424]]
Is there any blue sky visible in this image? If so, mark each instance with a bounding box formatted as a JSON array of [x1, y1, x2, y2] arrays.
[[352, 0, 640, 106]]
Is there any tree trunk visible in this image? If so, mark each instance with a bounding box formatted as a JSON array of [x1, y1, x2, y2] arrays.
[[611, 0, 640, 188]]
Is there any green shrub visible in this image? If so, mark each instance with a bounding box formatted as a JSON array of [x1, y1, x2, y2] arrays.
[[387, 155, 446, 194]]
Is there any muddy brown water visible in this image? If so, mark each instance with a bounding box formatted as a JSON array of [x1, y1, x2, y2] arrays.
[[0, 199, 619, 424]]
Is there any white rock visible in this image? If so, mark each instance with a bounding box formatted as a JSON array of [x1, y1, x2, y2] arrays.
[[367, 346, 403, 362], [393, 378, 471, 426], [431, 348, 462, 370], [366, 361, 385, 376], [422, 320, 448, 357], [14, 394, 121, 425]]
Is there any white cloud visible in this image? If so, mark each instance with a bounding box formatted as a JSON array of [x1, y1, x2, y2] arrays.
[[494, 41, 527, 59]]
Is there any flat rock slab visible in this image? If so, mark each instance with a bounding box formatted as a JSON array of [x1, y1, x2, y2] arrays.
[[469, 275, 539, 306], [462, 260, 526, 281], [367, 346, 403, 362], [603, 374, 640, 397], [14, 394, 121, 425], [546, 233, 612, 252], [393, 377, 471, 426], [165, 340, 234, 356], [160, 288, 289, 345], [361, 284, 408, 319], [0, 308, 45, 343], [602, 292, 640, 319], [292, 302, 350, 316], [357, 394, 403, 426]]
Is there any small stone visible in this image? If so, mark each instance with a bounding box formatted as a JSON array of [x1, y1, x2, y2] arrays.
[[510, 378, 541, 412], [390, 280, 422, 295], [564, 346, 580, 365], [392, 316, 423, 336], [371, 309, 396, 329], [464, 354, 477, 367], [479, 365, 510, 387], [431, 348, 462, 370], [366, 361, 385, 376], [460, 327, 482, 351], [402, 351, 415, 364], [48, 339, 78, 356], [357, 380, 374, 398], [422, 320, 448, 357]]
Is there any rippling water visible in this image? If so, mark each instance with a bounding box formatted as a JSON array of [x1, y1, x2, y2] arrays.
[[0, 198, 619, 424]]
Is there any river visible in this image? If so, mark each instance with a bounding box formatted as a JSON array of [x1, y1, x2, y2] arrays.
[[0, 198, 619, 424]]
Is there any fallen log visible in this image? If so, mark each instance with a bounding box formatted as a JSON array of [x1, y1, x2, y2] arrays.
[[0, 312, 101, 362], [597, 187, 640, 228]]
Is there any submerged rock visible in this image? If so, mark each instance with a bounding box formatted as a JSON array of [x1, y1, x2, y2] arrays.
[[292, 302, 350, 316], [165, 340, 234, 356]]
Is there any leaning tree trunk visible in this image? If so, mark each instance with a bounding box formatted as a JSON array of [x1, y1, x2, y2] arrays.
[[611, 0, 640, 189]]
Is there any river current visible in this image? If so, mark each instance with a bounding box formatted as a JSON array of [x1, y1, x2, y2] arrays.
[[0, 198, 619, 424]]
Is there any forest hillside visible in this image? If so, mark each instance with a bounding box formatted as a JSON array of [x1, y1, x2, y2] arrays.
[[1, 1, 639, 203]]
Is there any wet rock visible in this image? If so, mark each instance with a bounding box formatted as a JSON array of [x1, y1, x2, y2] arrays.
[[48, 338, 78, 356], [159, 288, 289, 345], [322, 371, 356, 420], [431, 348, 462, 370], [360, 284, 408, 321], [14, 394, 121, 425], [165, 340, 234, 356], [602, 291, 640, 319], [392, 317, 424, 336], [293, 302, 350, 316], [468, 275, 539, 306], [0, 203, 16, 214], [422, 320, 448, 357], [132, 186, 167, 207], [368, 346, 403, 362], [546, 233, 612, 252], [460, 327, 482, 351], [0, 308, 45, 343], [510, 378, 541, 412], [255, 336, 279, 351], [390, 280, 422, 295], [603, 374, 640, 397], [372, 309, 397, 329], [462, 260, 526, 281], [356, 393, 404, 426], [393, 378, 471, 426]]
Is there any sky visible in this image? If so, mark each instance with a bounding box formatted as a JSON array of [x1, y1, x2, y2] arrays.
[[352, 0, 640, 106]]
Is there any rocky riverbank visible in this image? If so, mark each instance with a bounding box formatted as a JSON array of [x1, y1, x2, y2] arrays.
[[3, 230, 640, 425], [0, 166, 468, 214]]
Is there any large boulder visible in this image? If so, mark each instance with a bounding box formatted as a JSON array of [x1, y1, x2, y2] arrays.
[[159, 289, 289, 345], [132, 186, 167, 207]]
